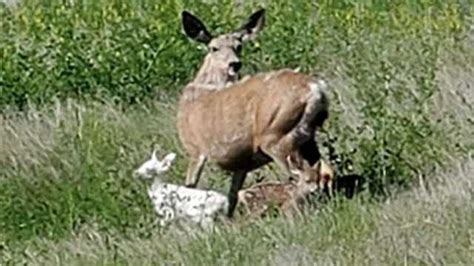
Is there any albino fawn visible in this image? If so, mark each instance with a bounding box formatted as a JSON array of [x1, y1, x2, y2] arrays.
[[134, 151, 228, 230], [238, 155, 335, 218]]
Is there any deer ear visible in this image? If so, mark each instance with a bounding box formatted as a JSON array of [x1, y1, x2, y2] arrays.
[[319, 160, 334, 180], [160, 153, 176, 172], [151, 149, 158, 161], [313, 160, 322, 174], [301, 159, 312, 170], [238, 8, 265, 41], [286, 155, 302, 176], [163, 153, 177, 163], [182, 11, 212, 44]]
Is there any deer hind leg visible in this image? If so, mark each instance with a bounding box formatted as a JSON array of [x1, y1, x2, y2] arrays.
[[292, 79, 329, 165], [260, 103, 328, 177], [259, 133, 301, 179], [287, 102, 328, 168], [259, 142, 290, 178], [299, 138, 321, 166], [227, 170, 247, 218], [294, 109, 328, 167], [185, 155, 207, 188]]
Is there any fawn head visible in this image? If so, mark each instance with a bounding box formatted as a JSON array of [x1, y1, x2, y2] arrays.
[[287, 155, 335, 194], [134, 150, 177, 179]]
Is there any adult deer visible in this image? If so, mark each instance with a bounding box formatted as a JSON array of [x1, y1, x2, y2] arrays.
[[178, 9, 330, 218]]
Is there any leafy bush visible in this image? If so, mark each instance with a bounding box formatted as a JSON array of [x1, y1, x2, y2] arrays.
[[1, 0, 466, 108]]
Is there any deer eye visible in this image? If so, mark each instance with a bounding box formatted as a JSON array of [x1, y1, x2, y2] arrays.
[[209, 46, 219, 52]]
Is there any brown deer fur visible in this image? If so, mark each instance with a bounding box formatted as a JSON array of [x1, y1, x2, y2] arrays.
[[178, 9, 330, 218]]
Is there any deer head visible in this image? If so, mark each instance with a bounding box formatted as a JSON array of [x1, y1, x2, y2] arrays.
[[134, 151, 177, 179], [287, 155, 335, 195], [182, 8, 265, 88]]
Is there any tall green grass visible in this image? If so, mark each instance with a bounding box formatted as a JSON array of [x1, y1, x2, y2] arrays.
[[1, 158, 473, 265], [1, 0, 473, 264]]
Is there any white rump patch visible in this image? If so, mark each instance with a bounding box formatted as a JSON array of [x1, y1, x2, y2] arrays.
[[301, 78, 330, 125], [308, 79, 329, 104], [310, 79, 328, 94]]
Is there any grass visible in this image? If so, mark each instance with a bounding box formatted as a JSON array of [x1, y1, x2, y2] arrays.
[[1, 157, 472, 265], [1, 0, 473, 265]]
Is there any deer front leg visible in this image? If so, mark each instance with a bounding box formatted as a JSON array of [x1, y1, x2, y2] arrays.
[[227, 170, 247, 218], [185, 155, 207, 188]]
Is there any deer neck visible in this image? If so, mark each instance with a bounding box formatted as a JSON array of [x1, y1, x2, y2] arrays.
[[193, 62, 230, 88], [150, 175, 164, 189], [181, 59, 236, 101]]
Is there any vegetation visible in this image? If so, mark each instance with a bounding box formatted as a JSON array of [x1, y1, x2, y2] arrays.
[[1, 0, 473, 264]]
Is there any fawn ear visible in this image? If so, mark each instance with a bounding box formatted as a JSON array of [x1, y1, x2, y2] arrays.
[[151, 149, 158, 161], [160, 153, 176, 171], [313, 160, 322, 173], [163, 153, 177, 163], [301, 158, 312, 171], [319, 160, 334, 180], [286, 155, 302, 176], [238, 8, 265, 41], [182, 11, 212, 44]]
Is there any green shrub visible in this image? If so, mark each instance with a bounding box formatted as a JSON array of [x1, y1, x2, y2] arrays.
[[1, 0, 466, 108]]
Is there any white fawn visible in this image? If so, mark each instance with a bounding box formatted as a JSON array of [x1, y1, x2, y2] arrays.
[[134, 151, 228, 229]]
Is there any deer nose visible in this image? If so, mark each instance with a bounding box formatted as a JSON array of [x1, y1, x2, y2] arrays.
[[229, 62, 242, 72]]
